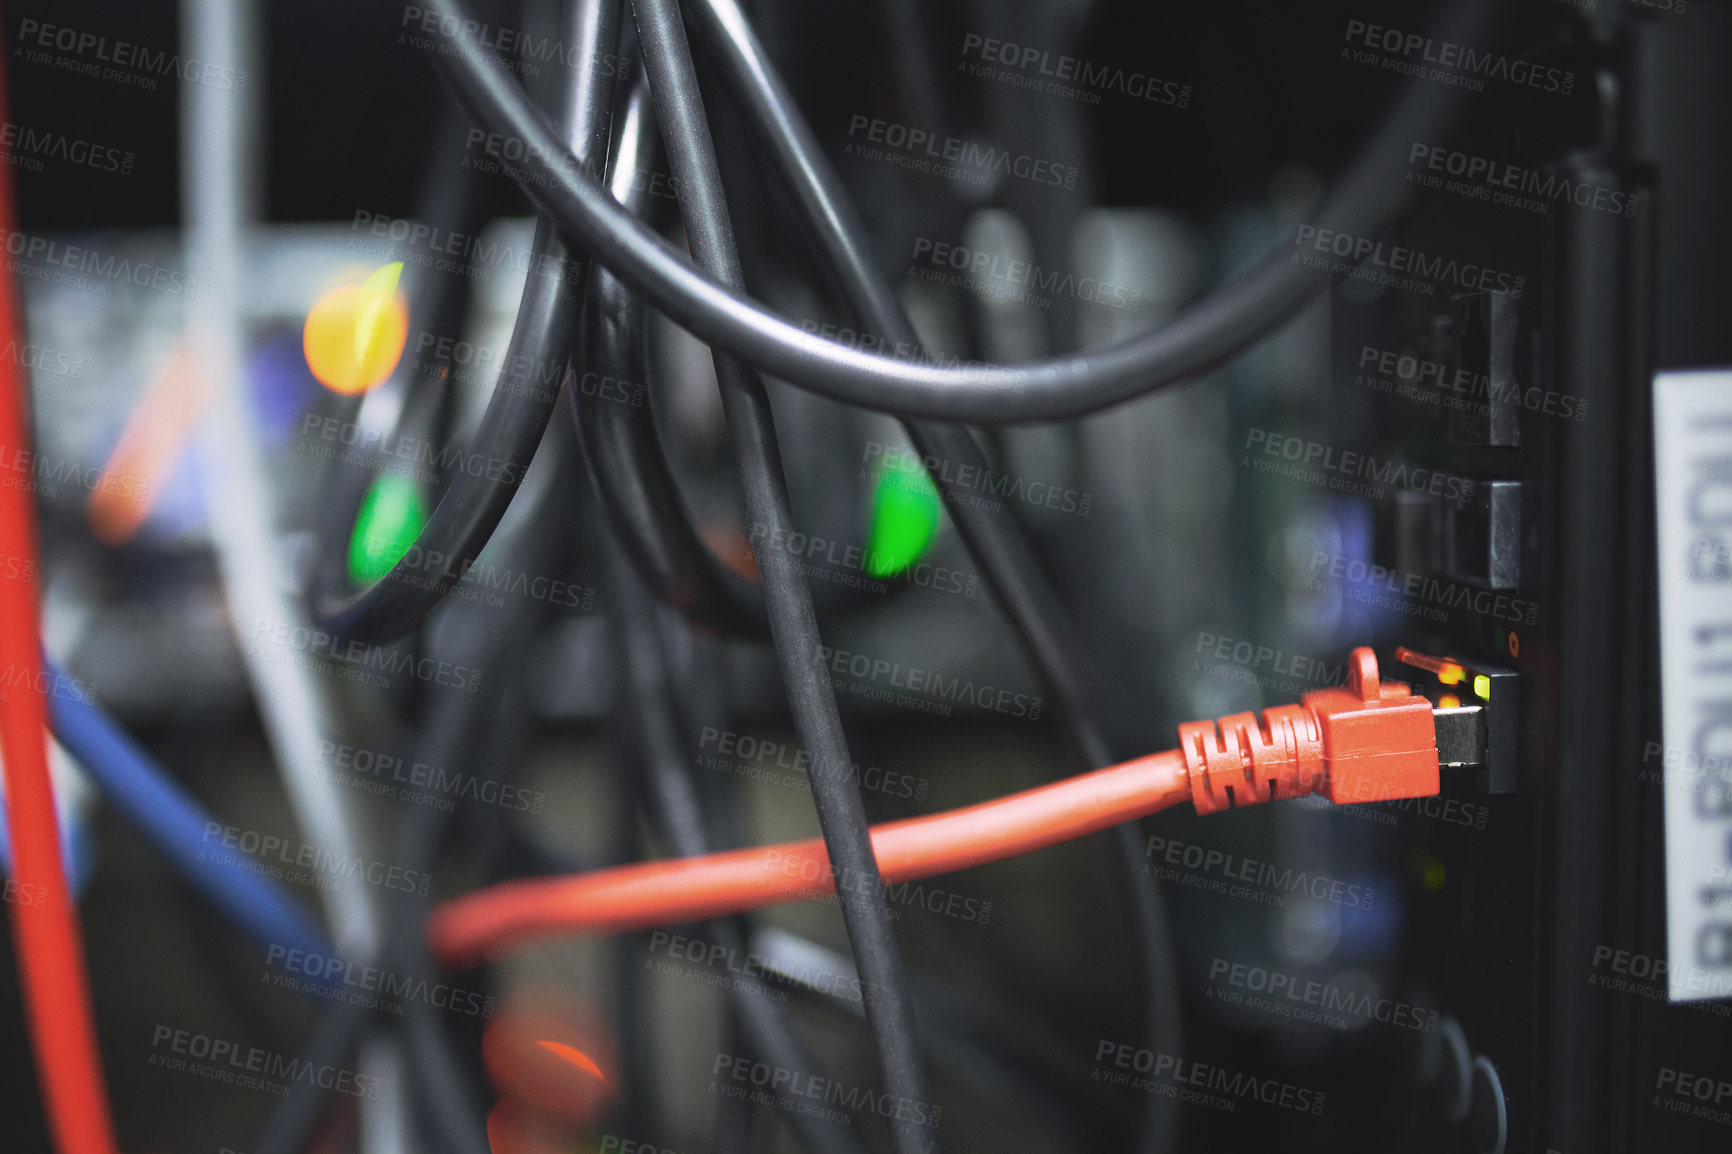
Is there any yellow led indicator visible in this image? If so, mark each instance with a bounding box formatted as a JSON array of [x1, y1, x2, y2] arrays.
[[1438, 693, 1461, 709], [1474, 674, 1491, 701], [304, 262, 409, 395]]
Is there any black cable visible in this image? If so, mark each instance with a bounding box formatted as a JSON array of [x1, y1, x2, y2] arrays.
[[251, 995, 373, 1154], [244, 87, 495, 1129], [606, 786, 657, 1139], [252, 792, 478, 1154], [393, 767, 492, 1154], [312, 0, 623, 644], [429, 0, 1492, 424], [751, 926, 1134, 1148], [603, 543, 868, 1154], [307, 87, 480, 609], [575, 74, 906, 636], [962, 0, 1092, 355], [870, 0, 952, 166], [252, 384, 586, 1154], [626, 3, 934, 1152], [575, 76, 768, 637], [675, 7, 1180, 1146], [393, 397, 593, 1154], [402, 974, 491, 1154], [676, 0, 1108, 761], [715, 1005, 756, 1154], [249, 616, 549, 1154]]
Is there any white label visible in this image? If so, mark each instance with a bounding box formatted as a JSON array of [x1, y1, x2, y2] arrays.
[[1654, 370, 1732, 1002]]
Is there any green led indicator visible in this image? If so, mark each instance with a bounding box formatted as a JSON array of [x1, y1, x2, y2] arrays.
[[1473, 674, 1491, 701], [348, 471, 428, 586], [864, 456, 941, 578], [1422, 860, 1447, 892]]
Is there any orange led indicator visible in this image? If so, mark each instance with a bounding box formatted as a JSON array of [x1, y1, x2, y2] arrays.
[[1394, 646, 1466, 685], [535, 1040, 609, 1085]]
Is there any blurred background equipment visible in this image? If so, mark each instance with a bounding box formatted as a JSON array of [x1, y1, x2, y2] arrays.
[[1, 0, 1729, 1152]]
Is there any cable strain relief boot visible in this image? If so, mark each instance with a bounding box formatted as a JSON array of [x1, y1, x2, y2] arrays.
[[1178, 647, 1440, 815]]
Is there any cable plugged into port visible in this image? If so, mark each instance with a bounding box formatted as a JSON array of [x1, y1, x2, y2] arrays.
[[429, 647, 1486, 962], [1395, 646, 1515, 793], [1179, 647, 1475, 814]]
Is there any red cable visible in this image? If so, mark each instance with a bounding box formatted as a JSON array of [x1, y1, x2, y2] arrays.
[[0, 31, 123, 1154], [429, 648, 1447, 966], [431, 751, 1191, 963]]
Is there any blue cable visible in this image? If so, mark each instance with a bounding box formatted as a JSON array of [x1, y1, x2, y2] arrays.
[[43, 662, 335, 962]]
